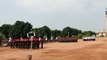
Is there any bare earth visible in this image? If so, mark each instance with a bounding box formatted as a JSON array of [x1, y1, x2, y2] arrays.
[[0, 37, 107, 60]]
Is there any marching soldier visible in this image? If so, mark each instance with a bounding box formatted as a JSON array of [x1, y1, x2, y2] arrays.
[[8, 37, 12, 47], [0, 39, 1, 46], [39, 37, 43, 48]]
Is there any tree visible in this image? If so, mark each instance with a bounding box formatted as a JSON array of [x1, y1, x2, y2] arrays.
[[62, 26, 82, 37], [41, 26, 51, 39], [51, 29, 61, 39], [22, 22, 32, 38], [78, 33, 83, 38], [0, 32, 6, 46], [32, 28, 42, 37], [82, 31, 96, 37], [0, 24, 12, 38], [62, 27, 72, 37], [71, 28, 82, 36], [10, 21, 32, 38], [33, 26, 51, 39]]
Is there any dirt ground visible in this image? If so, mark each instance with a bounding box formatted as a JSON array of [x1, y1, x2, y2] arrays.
[[0, 37, 107, 60]]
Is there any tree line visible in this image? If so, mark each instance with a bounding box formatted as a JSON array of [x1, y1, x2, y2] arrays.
[[0, 21, 96, 40]]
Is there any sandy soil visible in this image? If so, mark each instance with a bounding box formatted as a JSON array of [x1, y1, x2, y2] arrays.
[[0, 37, 107, 60]]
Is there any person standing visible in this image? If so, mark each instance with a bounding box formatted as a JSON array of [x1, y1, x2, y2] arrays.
[[39, 37, 43, 48], [0, 39, 2, 46]]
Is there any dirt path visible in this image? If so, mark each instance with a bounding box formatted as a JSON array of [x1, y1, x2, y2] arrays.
[[0, 37, 107, 60]]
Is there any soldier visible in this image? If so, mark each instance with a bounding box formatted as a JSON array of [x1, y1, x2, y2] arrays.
[[19, 40, 21, 48], [14, 39, 16, 48], [32, 38, 35, 49], [26, 39, 29, 49], [8, 37, 12, 47], [24, 39, 27, 49], [20, 38, 23, 48], [37, 38, 40, 48], [15, 40, 18, 48], [14, 39, 18, 48], [11, 39, 15, 48], [10, 41, 12, 48], [27, 39, 30, 49], [23, 40, 26, 49], [0, 39, 1, 46], [39, 37, 43, 48], [17, 40, 20, 48]]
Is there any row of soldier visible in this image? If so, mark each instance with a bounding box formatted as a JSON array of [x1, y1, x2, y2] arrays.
[[57, 36, 78, 42], [8, 36, 79, 49], [8, 37, 44, 49]]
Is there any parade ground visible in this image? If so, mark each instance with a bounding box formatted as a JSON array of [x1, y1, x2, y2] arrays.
[[0, 37, 107, 60]]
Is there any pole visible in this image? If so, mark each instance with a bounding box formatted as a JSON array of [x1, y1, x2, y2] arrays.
[[27, 31, 36, 60], [28, 36, 33, 60]]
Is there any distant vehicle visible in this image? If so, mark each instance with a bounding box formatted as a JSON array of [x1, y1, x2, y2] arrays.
[[83, 36, 96, 41]]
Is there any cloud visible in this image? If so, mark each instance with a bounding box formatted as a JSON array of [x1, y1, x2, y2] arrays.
[[93, 0, 107, 11], [14, 0, 107, 15], [14, 0, 86, 13]]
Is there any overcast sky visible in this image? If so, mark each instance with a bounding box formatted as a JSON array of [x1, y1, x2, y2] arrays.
[[0, 0, 107, 32]]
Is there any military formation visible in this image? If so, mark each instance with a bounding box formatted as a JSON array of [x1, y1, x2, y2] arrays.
[[8, 37, 44, 49], [57, 36, 78, 42], [8, 36, 96, 49]]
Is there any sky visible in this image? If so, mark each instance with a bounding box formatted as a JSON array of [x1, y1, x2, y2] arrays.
[[0, 0, 107, 32]]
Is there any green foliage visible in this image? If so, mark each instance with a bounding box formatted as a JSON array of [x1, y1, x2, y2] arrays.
[[22, 22, 32, 38], [62, 27, 71, 36], [82, 31, 96, 37], [42, 26, 51, 38], [62, 27, 82, 37], [32, 28, 42, 37], [33, 26, 51, 39], [0, 32, 6, 40], [10, 21, 32, 38], [51, 29, 61, 39], [0, 24, 12, 38], [78, 33, 83, 38], [0, 33, 6, 46], [0, 20, 96, 39]]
